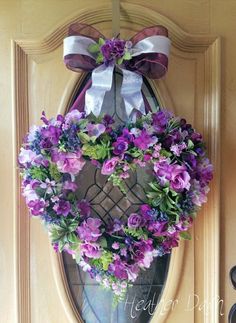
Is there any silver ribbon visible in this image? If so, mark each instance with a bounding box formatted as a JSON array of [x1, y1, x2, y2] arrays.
[[63, 35, 170, 117]]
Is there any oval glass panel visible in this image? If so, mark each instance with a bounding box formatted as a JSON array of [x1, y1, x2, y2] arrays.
[[63, 71, 170, 323]]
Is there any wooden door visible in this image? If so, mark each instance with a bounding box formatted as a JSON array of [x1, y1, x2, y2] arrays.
[[10, 2, 220, 323]]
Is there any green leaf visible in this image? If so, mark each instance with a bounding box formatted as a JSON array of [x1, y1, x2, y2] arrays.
[[123, 52, 132, 60], [29, 166, 48, 181], [49, 163, 62, 181], [180, 231, 191, 240], [187, 140, 194, 149], [98, 38, 105, 46], [58, 239, 66, 252], [117, 57, 123, 65], [67, 232, 79, 244], [78, 132, 91, 144], [88, 43, 100, 54], [99, 237, 108, 248], [96, 53, 104, 64]]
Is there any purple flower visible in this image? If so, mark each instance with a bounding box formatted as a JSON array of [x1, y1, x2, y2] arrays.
[[170, 142, 187, 156], [53, 200, 71, 216], [140, 204, 152, 220], [23, 181, 40, 202], [28, 199, 46, 216], [196, 158, 213, 185], [63, 181, 78, 192], [127, 213, 143, 229], [41, 125, 61, 145], [18, 148, 37, 166], [101, 157, 120, 175], [103, 114, 114, 126], [122, 128, 134, 143], [86, 123, 106, 138], [170, 165, 191, 192], [77, 218, 102, 242], [77, 200, 91, 217], [109, 259, 128, 280], [148, 221, 167, 236], [133, 129, 157, 150], [190, 179, 210, 206], [64, 110, 83, 129], [112, 242, 120, 250], [152, 110, 172, 133], [154, 159, 173, 185], [53, 151, 85, 175], [80, 242, 101, 258], [112, 138, 128, 155], [101, 39, 127, 64]]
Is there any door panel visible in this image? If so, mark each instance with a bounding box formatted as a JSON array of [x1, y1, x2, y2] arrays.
[[13, 2, 220, 322]]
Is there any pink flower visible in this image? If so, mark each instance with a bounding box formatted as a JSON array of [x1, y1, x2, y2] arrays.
[[77, 218, 102, 242], [101, 157, 120, 175], [80, 242, 101, 258], [56, 151, 85, 175], [170, 165, 191, 192]]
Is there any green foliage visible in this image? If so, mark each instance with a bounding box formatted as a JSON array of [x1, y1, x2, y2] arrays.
[[100, 251, 113, 270], [49, 163, 62, 181], [180, 231, 191, 240], [50, 218, 80, 252], [29, 166, 48, 181], [82, 142, 110, 160], [124, 227, 148, 240], [108, 173, 127, 194], [147, 182, 182, 220]]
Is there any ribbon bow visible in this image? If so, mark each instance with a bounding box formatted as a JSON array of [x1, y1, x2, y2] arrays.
[[63, 23, 170, 117]]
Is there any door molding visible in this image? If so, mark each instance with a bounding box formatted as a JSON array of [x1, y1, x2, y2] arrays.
[[13, 3, 220, 322]]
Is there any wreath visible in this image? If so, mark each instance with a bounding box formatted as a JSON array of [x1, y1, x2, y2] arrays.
[[19, 109, 213, 304]]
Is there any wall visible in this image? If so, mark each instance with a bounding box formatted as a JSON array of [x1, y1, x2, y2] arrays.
[[0, 1, 234, 322]]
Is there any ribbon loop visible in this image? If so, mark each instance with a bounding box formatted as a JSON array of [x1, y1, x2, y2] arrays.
[[63, 23, 170, 116]]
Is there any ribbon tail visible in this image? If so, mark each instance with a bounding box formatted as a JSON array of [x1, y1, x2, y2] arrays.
[[120, 69, 145, 118], [85, 63, 114, 116]]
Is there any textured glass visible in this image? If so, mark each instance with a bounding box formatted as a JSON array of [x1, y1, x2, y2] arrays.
[[63, 71, 170, 323]]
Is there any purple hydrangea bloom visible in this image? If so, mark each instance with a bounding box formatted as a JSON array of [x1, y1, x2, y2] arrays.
[[77, 218, 102, 242], [53, 200, 71, 216]]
